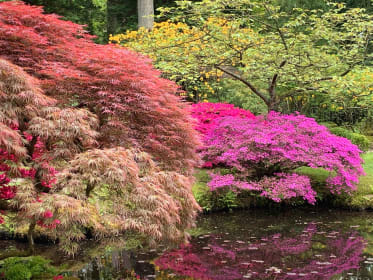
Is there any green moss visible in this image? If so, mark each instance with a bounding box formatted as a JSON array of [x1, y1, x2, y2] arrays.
[[293, 153, 373, 209], [294, 167, 331, 201], [0, 256, 59, 280], [192, 169, 240, 212], [345, 152, 373, 209], [187, 227, 211, 237]]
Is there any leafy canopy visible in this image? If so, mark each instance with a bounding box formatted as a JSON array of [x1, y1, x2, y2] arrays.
[[0, 1, 200, 174], [112, 0, 373, 112]]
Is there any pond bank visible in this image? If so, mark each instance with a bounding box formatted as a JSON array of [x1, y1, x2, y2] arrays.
[[3, 208, 373, 279]]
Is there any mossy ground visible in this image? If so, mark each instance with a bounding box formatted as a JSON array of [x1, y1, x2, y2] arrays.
[[345, 152, 373, 209]]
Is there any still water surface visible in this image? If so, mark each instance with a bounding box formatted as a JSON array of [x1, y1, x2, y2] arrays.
[[61, 209, 373, 280]]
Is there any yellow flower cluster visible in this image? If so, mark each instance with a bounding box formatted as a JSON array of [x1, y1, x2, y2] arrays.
[[109, 18, 261, 102]]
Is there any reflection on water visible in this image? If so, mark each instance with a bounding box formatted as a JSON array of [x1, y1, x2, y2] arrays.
[[64, 209, 373, 280], [5, 209, 373, 279], [155, 225, 365, 279]]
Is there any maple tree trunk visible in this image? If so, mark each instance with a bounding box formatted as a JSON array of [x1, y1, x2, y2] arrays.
[[27, 219, 36, 253], [138, 0, 154, 29]]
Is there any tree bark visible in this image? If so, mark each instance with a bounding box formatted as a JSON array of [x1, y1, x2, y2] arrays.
[[138, 0, 154, 29], [27, 219, 36, 254]]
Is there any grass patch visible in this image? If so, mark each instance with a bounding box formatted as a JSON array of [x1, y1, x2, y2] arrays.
[[294, 167, 331, 201], [347, 152, 373, 209]]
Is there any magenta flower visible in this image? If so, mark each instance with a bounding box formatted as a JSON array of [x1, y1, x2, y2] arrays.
[[202, 111, 364, 203]]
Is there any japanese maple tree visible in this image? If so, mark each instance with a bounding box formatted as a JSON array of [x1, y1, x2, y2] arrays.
[[0, 1, 200, 174], [0, 58, 99, 252], [0, 1, 201, 256], [0, 56, 200, 257]]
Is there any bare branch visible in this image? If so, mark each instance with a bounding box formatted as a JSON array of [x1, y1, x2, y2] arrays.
[[215, 65, 269, 105], [269, 60, 287, 99]]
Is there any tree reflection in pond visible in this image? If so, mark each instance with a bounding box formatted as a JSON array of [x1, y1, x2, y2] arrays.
[[4, 209, 373, 279], [155, 223, 365, 280]]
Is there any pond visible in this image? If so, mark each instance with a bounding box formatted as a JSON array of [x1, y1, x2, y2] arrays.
[[4, 208, 373, 280]]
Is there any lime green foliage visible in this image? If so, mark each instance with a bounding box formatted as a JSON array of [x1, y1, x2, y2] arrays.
[[123, 236, 143, 250], [329, 127, 371, 151], [209, 79, 268, 115], [192, 170, 216, 212], [114, 0, 373, 111], [0, 212, 16, 234], [0, 256, 58, 280], [347, 152, 373, 209]]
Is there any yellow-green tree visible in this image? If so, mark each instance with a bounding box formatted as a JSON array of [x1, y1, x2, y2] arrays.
[[111, 0, 373, 112]]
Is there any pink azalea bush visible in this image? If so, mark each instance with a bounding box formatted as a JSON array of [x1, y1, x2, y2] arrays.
[[202, 111, 364, 204], [208, 173, 317, 204], [191, 102, 255, 136]]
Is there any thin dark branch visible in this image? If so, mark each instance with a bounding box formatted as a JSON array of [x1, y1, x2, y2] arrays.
[[215, 65, 269, 105], [269, 60, 287, 99], [26, 136, 37, 161]]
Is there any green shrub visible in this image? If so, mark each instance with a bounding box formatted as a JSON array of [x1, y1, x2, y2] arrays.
[[0, 256, 58, 280], [329, 127, 370, 151], [193, 169, 239, 211]]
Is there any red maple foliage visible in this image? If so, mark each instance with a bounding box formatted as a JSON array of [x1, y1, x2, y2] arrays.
[[0, 1, 200, 173], [0, 57, 98, 236], [0, 2, 201, 255]]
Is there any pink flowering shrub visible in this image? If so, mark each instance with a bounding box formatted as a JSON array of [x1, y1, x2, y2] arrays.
[[191, 102, 255, 136], [203, 112, 364, 204], [208, 173, 317, 204]]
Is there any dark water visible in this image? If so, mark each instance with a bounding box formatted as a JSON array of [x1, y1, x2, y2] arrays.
[[5, 209, 373, 279], [60, 209, 373, 280]]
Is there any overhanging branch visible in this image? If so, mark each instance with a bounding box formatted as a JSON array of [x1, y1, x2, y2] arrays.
[[215, 65, 269, 105]]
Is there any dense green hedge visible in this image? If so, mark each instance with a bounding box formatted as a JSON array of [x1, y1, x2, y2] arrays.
[[328, 127, 371, 151], [0, 256, 58, 280]]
